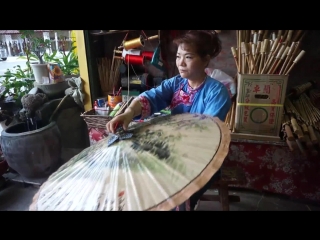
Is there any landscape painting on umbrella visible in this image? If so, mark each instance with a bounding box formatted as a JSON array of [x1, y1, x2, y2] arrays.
[[30, 113, 231, 211]]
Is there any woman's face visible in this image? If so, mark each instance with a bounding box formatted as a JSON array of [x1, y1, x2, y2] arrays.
[[176, 43, 209, 81]]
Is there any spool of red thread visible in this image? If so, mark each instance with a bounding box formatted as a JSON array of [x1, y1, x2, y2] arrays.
[[124, 54, 146, 66], [141, 51, 154, 61]]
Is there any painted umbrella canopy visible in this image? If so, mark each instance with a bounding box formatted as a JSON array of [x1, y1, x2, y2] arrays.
[[30, 113, 231, 211]]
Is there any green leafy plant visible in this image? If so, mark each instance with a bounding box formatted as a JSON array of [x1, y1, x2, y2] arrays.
[[53, 44, 79, 75], [19, 30, 52, 64], [0, 66, 35, 106], [18, 40, 79, 76]]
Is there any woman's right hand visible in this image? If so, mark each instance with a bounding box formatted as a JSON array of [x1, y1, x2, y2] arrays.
[[106, 109, 134, 133]]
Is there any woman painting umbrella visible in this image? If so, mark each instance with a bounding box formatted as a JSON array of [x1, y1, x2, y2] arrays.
[[106, 30, 232, 211]]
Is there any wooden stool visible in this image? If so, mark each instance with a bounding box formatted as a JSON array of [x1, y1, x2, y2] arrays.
[[200, 167, 247, 211]]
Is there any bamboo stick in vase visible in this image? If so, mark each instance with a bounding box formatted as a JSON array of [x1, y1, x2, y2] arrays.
[[238, 30, 243, 73], [257, 30, 264, 42], [247, 43, 258, 73], [240, 42, 247, 74], [285, 50, 306, 75], [282, 42, 301, 74], [269, 46, 289, 74], [253, 31, 258, 44], [258, 39, 269, 74], [262, 38, 279, 73], [262, 30, 269, 41], [292, 30, 304, 43], [231, 47, 240, 72], [282, 30, 289, 43], [254, 41, 262, 71], [277, 30, 283, 41], [279, 42, 296, 75], [266, 44, 286, 74], [251, 43, 256, 62], [285, 30, 294, 46], [244, 43, 257, 74]]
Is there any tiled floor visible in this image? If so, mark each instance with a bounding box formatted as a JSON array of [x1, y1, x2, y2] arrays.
[[1, 178, 319, 211]]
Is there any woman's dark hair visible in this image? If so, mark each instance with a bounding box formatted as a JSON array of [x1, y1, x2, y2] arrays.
[[173, 30, 222, 59]]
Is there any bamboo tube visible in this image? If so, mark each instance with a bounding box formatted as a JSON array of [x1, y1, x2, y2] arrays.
[[285, 50, 306, 75], [285, 125, 295, 140]]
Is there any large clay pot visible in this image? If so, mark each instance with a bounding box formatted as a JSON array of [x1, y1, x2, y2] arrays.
[[0, 121, 62, 179]]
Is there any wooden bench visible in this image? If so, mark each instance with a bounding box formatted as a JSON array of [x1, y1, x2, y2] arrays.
[[200, 166, 247, 211]]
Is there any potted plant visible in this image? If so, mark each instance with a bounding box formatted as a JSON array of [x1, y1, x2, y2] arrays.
[[52, 40, 79, 78], [19, 30, 52, 84]]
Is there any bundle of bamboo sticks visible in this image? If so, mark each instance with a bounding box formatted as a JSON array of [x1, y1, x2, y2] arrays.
[[97, 58, 112, 94], [96, 55, 123, 96], [232, 30, 307, 75], [282, 90, 320, 156]]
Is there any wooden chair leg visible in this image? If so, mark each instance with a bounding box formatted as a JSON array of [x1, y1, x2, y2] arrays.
[[218, 183, 230, 211]]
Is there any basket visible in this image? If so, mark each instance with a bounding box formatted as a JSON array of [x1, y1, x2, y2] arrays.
[[80, 109, 113, 129]]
